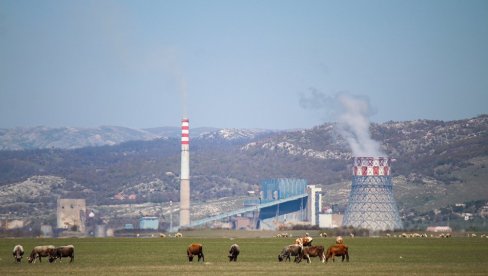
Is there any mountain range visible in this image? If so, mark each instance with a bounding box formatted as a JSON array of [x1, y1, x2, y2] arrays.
[[0, 115, 487, 230]]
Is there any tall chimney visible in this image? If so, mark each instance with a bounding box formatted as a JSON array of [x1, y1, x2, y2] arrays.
[[179, 118, 190, 226]]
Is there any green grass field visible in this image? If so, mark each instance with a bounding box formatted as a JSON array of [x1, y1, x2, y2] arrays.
[[1, 235, 487, 275]]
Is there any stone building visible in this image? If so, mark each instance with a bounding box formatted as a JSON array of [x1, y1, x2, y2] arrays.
[[57, 198, 86, 232]]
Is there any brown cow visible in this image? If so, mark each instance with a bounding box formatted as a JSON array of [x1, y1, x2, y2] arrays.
[[187, 243, 204, 262], [325, 244, 349, 263], [302, 245, 325, 263], [27, 245, 55, 263], [49, 245, 75, 263]]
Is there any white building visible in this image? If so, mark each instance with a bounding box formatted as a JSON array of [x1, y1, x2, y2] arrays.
[[319, 214, 343, 228], [57, 198, 86, 232], [307, 185, 322, 226]]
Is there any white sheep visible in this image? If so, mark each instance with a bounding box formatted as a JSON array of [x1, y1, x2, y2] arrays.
[[336, 236, 344, 244]]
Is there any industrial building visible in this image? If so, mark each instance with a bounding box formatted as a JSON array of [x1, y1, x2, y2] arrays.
[[175, 118, 333, 231], [176, 178, 328, 231], [57, 198, 87, 232], [139, 216, 159, 230], [342, 157, 403, 231]]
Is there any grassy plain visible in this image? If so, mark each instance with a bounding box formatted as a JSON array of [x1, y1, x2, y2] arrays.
[[1, 235, 487, 275]]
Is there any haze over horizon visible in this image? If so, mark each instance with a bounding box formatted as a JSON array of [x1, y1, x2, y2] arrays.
[[1, 0, 487, 130]]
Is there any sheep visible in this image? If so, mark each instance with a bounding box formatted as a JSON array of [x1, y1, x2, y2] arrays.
[[336, 236, 344, 244]]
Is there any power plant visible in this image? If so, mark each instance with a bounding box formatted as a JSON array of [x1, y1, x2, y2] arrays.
[[175, 119, 402, 231], [342, 157, 403, 231], [179, 118, 190, 226]]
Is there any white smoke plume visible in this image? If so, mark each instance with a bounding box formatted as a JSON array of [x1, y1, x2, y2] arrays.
[[300, 89, 385, 157]]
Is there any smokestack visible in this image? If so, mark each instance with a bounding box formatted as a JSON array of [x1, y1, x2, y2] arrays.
[[342, 157, 403, 231], [179, 118, 190, 226]]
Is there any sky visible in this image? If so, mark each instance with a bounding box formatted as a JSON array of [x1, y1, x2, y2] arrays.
[[1, 0, 487, 130]]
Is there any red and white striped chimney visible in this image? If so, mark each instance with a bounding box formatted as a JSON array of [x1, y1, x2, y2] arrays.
[[179, 118, 190, 226]]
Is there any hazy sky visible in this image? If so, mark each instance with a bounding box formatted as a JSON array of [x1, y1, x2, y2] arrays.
[[1, 0, 487, 129]]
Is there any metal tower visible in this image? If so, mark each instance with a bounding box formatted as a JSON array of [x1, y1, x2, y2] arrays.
[[342, 157, 403, 231]]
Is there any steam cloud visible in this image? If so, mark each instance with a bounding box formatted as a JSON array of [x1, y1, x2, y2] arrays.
[[300, 89, 385, 157]]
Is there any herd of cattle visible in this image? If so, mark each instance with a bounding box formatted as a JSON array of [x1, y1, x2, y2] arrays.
[[12, 244, 75, 264], [12, 235, 349, 265], [276, 235, 349, 264], [187, 235, 349, 264]]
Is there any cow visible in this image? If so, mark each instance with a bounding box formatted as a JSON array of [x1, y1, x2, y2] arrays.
[[27, 245, 55, 263], [278, 244, 303, 263], [302, 245, 326, 263], [295, 236, 313, 247], [49, 245, 75, 263], [325, 244, 349, 263], [228, 244, 240, 262], [187, 243, 204, 262], [13, 245, 24, 263]]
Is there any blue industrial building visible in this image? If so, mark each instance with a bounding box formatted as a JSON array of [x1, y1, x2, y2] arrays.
[[259, 178, 308, 201], [139, 216, 159, 230], [180, 178, 317, 230]]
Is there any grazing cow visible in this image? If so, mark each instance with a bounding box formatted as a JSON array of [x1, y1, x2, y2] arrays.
[[302, 245, 326, 263], [295, 236, 313, 247], [187, 243, 204, 262], [49, 245, 75, 263], [325, 244, 349, 263], [228, 244, 240, 262], [28, 245, 55, 263], [278, 244, 303, 263], [13, 245, 24, 263]]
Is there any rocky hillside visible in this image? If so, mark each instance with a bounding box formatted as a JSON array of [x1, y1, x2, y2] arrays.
[[0, 125, 272, 150], [0, 115, 487, 229]]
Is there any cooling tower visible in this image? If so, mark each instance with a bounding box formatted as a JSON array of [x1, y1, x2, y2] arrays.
[[179, 118, 190, 226], [342, 157, 403, 231]]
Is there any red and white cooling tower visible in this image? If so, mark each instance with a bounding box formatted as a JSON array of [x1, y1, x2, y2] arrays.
[[352, 157, 390, 176], [179, 118, 190, 226], [343, 156, 403, 231]]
